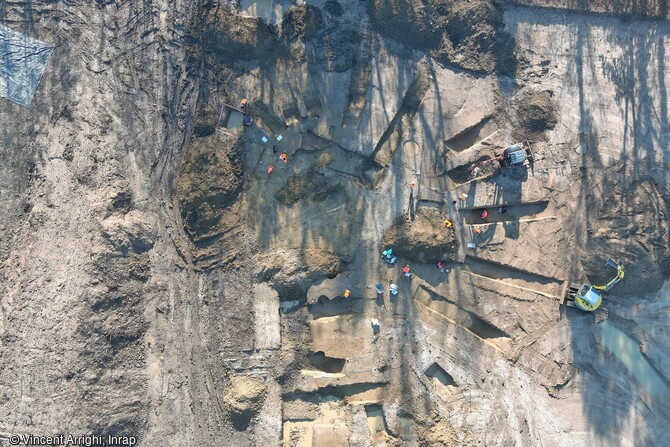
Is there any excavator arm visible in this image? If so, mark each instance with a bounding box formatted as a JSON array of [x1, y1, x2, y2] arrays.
[[593, 259, 624, 292]]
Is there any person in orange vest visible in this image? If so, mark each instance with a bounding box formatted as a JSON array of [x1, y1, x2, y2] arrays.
[[402, 264, 411, 277], [473, 226, 482, 234], [267, 164, 274, 175], [241, 98, 248, 111], [280, 152, 287, 163]]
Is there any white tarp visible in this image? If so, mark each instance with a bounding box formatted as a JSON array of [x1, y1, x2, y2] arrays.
[[0, 25, 53, 107]]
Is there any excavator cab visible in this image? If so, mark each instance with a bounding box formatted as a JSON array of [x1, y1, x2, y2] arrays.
[[503, 145, 528, 165], [500, 143, 534, 168], [565, 259, 624, 312], [574, 284, 603, 311]]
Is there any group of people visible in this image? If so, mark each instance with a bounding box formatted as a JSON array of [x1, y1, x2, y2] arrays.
[[383, 248, 449, 279]]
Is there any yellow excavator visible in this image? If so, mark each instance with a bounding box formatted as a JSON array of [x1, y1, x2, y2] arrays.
[[563, 259, 625, 311]]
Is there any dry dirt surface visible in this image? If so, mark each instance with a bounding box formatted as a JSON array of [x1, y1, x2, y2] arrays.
[[2, 0, 670, 446], [507, 0, 670, 19]]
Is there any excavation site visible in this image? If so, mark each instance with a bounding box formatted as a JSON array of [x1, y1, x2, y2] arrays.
[[1, 0, 670, 445]]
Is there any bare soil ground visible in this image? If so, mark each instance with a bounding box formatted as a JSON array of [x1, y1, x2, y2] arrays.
[[2, 0, 670, 446], [507, 0, 670, 19]]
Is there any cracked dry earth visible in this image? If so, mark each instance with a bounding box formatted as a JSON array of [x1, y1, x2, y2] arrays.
[[1, 0, 670, 446]]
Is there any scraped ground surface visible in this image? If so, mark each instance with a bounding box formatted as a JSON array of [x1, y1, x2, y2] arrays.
[[1, 1, 670, 446]]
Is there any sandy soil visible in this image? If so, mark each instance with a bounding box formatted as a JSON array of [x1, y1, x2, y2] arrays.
[[1, 1, 670, 446]]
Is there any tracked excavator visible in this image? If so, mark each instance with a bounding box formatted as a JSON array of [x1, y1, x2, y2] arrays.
[[468, 143, 534, 172], [562, 259, 625, 311]]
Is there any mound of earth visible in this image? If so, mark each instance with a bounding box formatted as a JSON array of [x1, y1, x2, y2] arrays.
[[282, 4, 324, 42], [585, 179, 670, 295], [275, 172, 345, 207], [324, 0, 344, 17], [382, 208, 457, 264], [100, 210, 157, 256], [417, 417, 458, 446], [515, 91, 557, 134], [196, 4, 287, 64], [192, 97, 227, 138], [224, 375, 266, 431], [254, 249, 344, 299], [176, 135, 243, 241], [284, 2, 363, 72], [368, 0, 514, 73], [430, 0, 515, 74], [308, 27, 364, 72]]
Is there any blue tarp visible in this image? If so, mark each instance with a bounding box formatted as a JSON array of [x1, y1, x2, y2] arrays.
[[0, 25, 53, 107]]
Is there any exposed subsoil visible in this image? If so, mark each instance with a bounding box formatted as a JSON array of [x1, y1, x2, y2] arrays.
[[514, 90, 557, 138], [2, 0, 670, 446], [585, 178, 670, 295], [368, 0, 516, 73], [508, 0, 670, 19]]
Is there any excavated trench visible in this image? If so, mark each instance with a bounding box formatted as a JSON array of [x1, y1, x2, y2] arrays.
[[460, 200, 550, 224], [425, 362, 458, 387], [464, 255, 564, 297], [307, 351, 346, 373]]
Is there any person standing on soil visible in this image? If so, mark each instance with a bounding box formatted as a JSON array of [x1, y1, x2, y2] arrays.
[[402, 264, 411, 277]]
